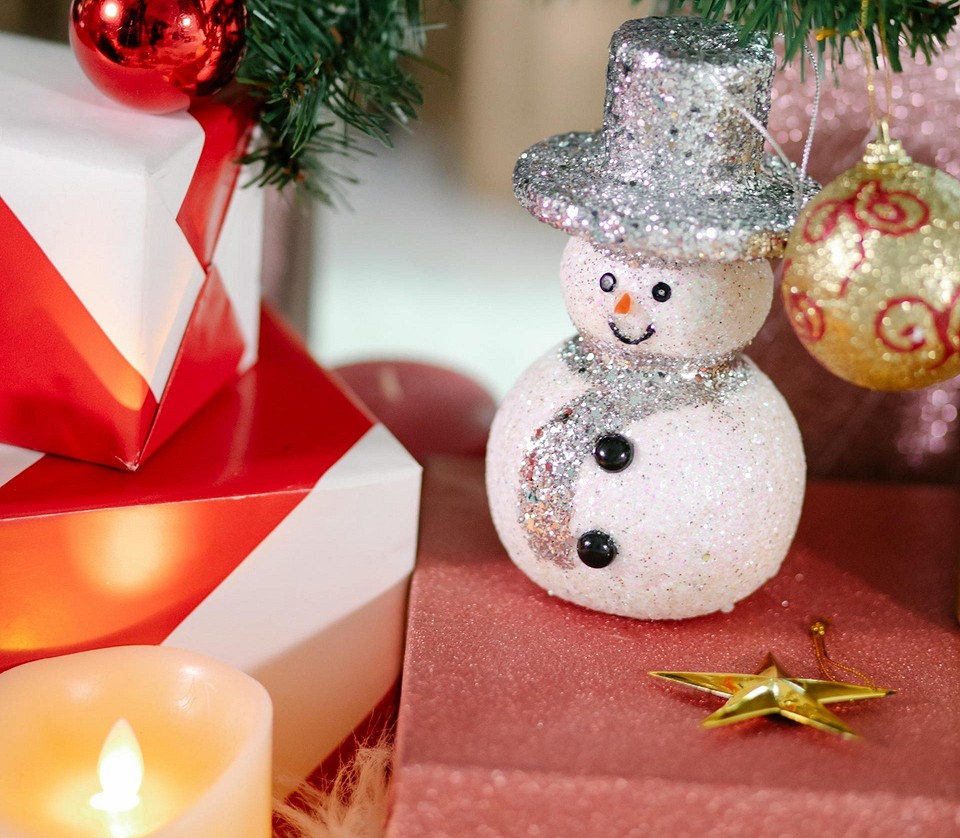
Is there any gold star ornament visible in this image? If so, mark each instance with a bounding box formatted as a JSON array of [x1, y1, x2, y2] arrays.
[[650, 653, 895, 740]]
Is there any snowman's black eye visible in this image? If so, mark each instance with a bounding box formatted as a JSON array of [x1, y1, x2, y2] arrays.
[[599, 273, 617, 293], [652, 282, 672, 302]]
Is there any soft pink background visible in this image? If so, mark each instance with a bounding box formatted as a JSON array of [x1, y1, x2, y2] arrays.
[[388, 459, 960, 837]]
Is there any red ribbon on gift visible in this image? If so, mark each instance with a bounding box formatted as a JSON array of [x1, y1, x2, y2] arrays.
[[0, 98, 255, 470], [0, 311, 375, 673]]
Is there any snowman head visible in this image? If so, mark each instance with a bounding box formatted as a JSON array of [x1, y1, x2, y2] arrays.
[[560, 237, 773, 360]]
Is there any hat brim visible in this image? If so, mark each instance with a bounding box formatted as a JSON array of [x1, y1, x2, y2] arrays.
[[513, 131, 817, 262]]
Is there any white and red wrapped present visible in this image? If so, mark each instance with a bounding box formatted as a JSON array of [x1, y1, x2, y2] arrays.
[[0, 309, 422, 792], [0, 33, 263, 470]]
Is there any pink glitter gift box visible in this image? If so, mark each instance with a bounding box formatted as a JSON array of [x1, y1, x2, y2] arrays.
[[388, 459, 960, 837]]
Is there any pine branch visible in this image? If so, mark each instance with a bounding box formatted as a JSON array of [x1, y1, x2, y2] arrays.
[[663, 0, 960, 71], [237, 0, 426, 201]]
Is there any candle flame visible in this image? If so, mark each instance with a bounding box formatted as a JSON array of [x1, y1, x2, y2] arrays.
[[90, 719, 143, 813]]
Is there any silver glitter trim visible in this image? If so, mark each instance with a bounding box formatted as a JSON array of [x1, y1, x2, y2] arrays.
[[517, 336, 755, 568], [513, 17, 819, 262]]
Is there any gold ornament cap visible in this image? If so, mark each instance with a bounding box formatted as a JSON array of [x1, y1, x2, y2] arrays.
[[862, 121, 912, 166]]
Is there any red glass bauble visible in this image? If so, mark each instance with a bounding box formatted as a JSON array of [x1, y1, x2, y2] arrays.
[[69, 0, 246, 114]]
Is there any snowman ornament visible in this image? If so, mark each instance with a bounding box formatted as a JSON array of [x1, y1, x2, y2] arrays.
[[486, 17, 809, 620]]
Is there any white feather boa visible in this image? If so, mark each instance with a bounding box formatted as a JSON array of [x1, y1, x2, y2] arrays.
[[274, 739, 393, 838]]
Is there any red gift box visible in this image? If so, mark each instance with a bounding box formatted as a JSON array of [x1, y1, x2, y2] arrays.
[[0, 310, 422, 791], [0, 33, 263, 471], [389, 459, 960, 837]]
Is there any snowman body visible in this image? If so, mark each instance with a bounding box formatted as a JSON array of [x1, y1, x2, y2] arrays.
[[486, 238, 806, 620]]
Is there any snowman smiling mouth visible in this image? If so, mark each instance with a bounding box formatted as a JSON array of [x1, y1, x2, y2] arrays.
[[608, 318, 656, 345]]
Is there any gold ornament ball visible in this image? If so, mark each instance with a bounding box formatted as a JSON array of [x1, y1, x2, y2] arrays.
[[782, 138, 960, 391]]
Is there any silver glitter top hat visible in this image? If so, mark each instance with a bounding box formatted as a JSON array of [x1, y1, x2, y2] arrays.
[[513, 17, 815, 261]]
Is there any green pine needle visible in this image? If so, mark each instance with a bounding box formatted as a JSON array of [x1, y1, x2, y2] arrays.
[[662, 0, 959, 71], [238, 0, 426, 201]]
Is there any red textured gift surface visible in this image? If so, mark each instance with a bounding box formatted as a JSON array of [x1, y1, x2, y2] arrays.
[[389, 459, 960, 838], [0, 33, 263, 471], [0, 309, 421, 790]]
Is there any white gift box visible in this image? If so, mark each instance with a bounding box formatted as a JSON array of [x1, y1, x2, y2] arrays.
[[0, 310, 422, 790], [0, 32, 263, 470]]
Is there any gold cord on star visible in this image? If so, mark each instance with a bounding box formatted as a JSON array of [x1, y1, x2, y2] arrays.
[[809, 618, 878, 689]]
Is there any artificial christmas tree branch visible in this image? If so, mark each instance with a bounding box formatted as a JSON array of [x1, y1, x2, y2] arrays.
[[663, 0, 959, 71], [238, 0, 427, 200]]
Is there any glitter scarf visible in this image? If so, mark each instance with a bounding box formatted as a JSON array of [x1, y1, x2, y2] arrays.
[[517, 335, 755, 568]]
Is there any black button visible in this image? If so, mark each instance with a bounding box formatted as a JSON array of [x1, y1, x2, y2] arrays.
[[594, 434, 633, 472], [577, 530, 617, 568]]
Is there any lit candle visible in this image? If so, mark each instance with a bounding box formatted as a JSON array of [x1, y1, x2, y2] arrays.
[[0, 646, 272, 837]]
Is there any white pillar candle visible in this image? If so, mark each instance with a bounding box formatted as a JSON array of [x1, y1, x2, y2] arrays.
[[0, 646, 272, 838]]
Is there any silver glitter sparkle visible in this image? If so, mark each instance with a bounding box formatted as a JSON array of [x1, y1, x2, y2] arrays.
[[517, 335, 754, 568], [513, 17, 818, 262]]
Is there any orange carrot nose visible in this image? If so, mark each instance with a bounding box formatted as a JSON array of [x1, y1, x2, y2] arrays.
[[614, 292, 632, 315]]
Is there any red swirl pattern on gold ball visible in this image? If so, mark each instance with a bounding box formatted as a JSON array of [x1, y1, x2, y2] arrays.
[[781, 141, 960, 392], [784, 283, 826, 344], [854, 181, 930, 235], [800, 180, 930, 296], [70, 0, 246, 114], [876, 292, 960, 365], [804, 181, 929, 244]]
